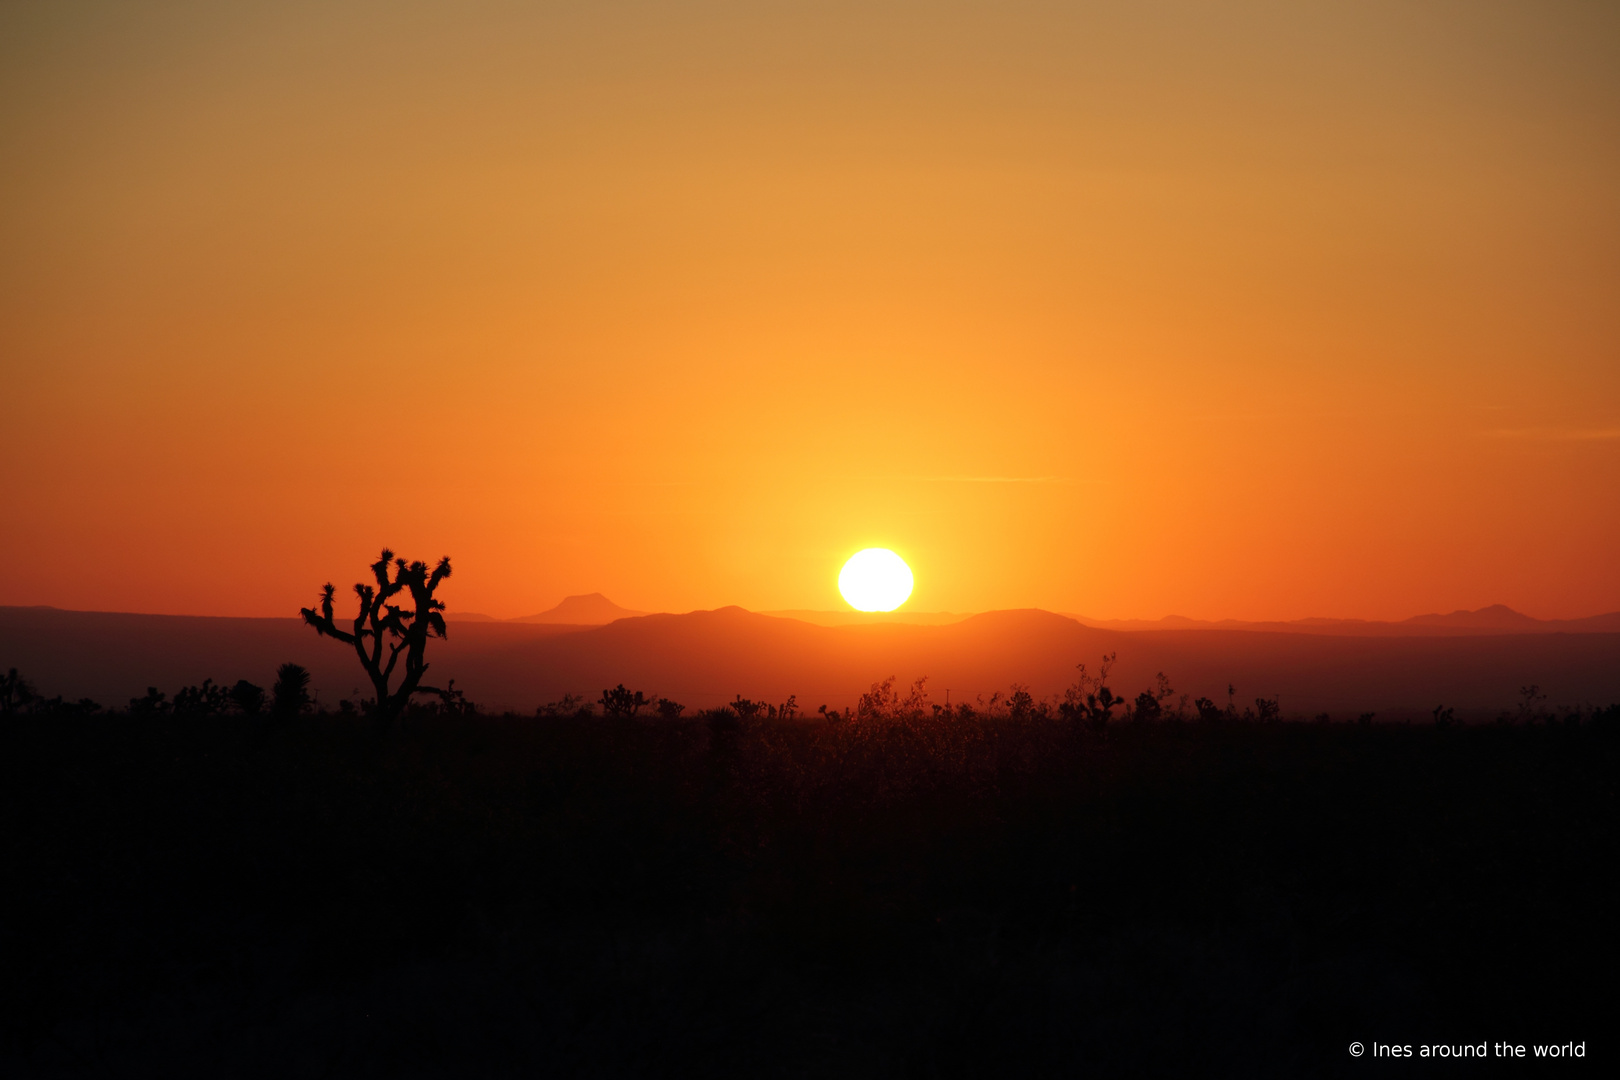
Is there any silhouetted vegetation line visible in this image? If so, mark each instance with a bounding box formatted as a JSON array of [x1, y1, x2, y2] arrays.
[[1, 705, 1614, 1074]]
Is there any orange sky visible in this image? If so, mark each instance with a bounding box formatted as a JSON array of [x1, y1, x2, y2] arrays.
[[4, 1, 1618, 621]]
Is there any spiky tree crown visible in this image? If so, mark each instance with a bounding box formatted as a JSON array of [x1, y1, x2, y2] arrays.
[[300, 548, 454, 721]]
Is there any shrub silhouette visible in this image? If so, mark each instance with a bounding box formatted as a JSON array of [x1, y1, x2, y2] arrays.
[[128, 687, 168, 715], [1130, 672, 1175, 723], [857, 677, 900, 720], [1517, 684, 1548, 724], [599, 684, 649, 718], [1059, 654, 1127, 729], [300, 548, 453, 722], [655, 697, 686, 719], [0, 672, 98, 717], [536, 694, 593, 719], [272, 663, 312, 717], [173, 679, 231, 717], [1194, 696, 1224, 723], [856, 677, 933, 722], [228, 680, 266, 715], [429, 679, 476, 717], [39, 696, 101, 715]]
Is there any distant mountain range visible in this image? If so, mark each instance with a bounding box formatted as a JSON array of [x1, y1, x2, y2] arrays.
[[4, 604, 1616, 718], [1067, 604, 1620, 636], [761, 610, 970, 627], [453, 593, 649, 625], [451, 598, 1620, 636]]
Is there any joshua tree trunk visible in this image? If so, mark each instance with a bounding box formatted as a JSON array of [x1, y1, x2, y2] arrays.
[[300, 549, 452, 721]]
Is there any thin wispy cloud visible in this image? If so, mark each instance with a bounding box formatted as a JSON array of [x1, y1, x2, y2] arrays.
[[1486, 427, 1620, 442]]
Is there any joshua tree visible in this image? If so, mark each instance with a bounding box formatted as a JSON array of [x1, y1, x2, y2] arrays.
[[729, 695, 766, 720], [1, 668, 37, 716], [300, 548, 453, 722], [599, 684, 649, 718]]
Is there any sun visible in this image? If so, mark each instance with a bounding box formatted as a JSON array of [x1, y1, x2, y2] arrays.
[[838, 548, 914, 612]]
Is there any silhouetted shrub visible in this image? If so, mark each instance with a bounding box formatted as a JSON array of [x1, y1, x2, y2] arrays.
[[704, 704, 739, 734], [431, 679, 476, 717], [173, 679, 231, 717], [855, 677, 934, 722], [23, 694, 102, 716], [1058, 654, 1128, 730], [536, 694, 593, 719], [655, 697, 686, 719], [228, 680, 265, 715], [1194, 697, 1224, 723], [1254, 697, 1281, 723], [271, 663, 311, 717], [128, 687, 168, 715], [856, 677, 899, 721], [1128, 672, 1175, 723], [1516, 684, 1548, 725]]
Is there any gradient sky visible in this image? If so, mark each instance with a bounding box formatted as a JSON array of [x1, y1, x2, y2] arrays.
[[4, 0, 1618, 620]]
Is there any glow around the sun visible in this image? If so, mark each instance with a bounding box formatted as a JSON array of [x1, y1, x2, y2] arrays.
[[838, 548, 915, 612]]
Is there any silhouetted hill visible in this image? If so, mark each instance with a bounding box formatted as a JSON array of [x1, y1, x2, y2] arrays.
[[1403, 604, 1545, 630], [762, 610, 971, 627], [5, 605, 1617, 718], [509, 593, 648, 624], [1072, 604, 1620, 636]]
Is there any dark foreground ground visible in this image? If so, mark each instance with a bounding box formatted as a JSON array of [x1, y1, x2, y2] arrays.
[[2, 712, 1612, 1077]]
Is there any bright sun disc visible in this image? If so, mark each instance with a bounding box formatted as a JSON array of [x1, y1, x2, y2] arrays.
[[838, 548, 914, 612]]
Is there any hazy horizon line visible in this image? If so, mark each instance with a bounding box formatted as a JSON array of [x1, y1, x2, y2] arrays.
[[7, 600, 1620, 626]]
